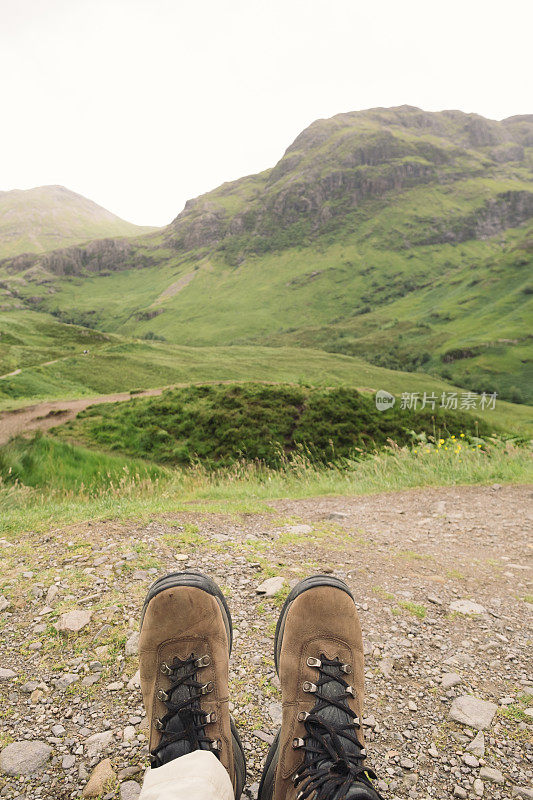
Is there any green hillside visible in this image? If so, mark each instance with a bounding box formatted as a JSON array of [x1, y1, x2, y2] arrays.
[[0, 185, 156, 259], [0, 107, 531, 404]]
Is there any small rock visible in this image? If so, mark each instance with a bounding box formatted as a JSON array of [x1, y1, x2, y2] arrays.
[[466, 731, 485, 757], [0, 740, 52, 776], [85, 731, 113, 758], [428, 743, 438, 758], [479, 766, 504, 785], [449, 696, 498, 730], [120, 780, 141, 800], [45, 585, 59, 605], [53, 673, 79, 690], [462, 754, 479, 768], [82, 758, 116, 798], [513, 788, 533, 799], [379, 657, 395, 678], [127, 670, 141, 690], [62, 754, 76, 769], [0, 595, 11, 611], [253, 730, 274, 745], [441, 672, 462, 690], [285, 524, 312, 535], [453, 786, 467, 798], [55, 609, 92, 633], [449, 600, 486, 615], [125, 631, 140, 657], [51, 724, 65, 736], [473, 778, 484, 797], [400, 758, 414, 770], [0, 668, 16, 679], [268, 701, 282, 727], [256, 577, 286, 597], [123, 726, 136, 742]]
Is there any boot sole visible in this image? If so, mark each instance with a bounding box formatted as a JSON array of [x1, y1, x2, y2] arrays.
[[258, 574, 355, 800], [141, 570, 246, 798]]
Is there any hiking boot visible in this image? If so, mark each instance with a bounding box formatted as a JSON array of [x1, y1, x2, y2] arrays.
[[259, 575, 383, 800], [139, 571, 246, 798]]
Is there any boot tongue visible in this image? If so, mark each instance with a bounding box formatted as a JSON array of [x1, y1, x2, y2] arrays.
[[306, 660, 382, 800], [157, 660, 210, 765], [306, 660, 360, 766]]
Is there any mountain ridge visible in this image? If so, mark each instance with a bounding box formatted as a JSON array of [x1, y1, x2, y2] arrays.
[[0, 184, 157, 259], [1, 106, 531, 402]]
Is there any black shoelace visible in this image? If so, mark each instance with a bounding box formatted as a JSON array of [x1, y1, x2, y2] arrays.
[[150, 654, 215, 767], [293, 657, 382, 800]]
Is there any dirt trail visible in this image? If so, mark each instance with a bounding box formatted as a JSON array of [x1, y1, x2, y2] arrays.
[[0, 485, 531, 799], [0, 387, 166, 444]]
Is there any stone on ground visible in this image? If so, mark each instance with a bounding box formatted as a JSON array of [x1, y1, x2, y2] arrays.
[[120, 780, 141, 799], [0, 740, 52, 776], [82, 758, 116, 797], [55, 608, 92, 633], [255, 576, 285, 596], [449, 695, 498, 730], [441, 672, 462, 689], [479, 766, 504, 784], [466, 731, 485, 757], [449, 599, 486, 615]]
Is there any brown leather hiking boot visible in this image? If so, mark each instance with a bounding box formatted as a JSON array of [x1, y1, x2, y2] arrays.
[[139, 571, 246, 798], [259, 575, 383, 800]]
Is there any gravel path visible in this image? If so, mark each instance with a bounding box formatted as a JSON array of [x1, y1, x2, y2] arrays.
[[0, 484, 531, 799]]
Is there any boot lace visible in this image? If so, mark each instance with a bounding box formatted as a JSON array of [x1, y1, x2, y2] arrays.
[[293, 656, 382, 800], [150, 653, 216, 766]]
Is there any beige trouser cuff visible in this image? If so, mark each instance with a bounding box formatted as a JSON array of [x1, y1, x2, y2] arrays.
[[139, 750, 234, 800]]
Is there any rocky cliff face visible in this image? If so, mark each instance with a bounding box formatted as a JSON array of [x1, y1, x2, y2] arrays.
[[166, 107, 533, 256], [3, 107, 532, 278]]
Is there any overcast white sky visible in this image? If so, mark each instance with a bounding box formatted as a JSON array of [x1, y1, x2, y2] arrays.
[[1, 0, 531, 226]]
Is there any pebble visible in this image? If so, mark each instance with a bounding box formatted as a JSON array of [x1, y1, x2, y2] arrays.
[[255, 577, 286, 597], [85, 731, 113, 757], [82, 758, 116, 798], [125, 631, 140, 656], [449, 599, 486, 615], [479, 766, 504, 784], [55, 609, 92, 633], [441, 672, 462, 689], [120, 780, 141, 799], [466, 731, 485, 757], [0, 668, 16, 679]]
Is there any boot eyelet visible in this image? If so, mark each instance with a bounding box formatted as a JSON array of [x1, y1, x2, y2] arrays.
[[306, 657, 321, 668], [292, 737, 305, 748], [297, 711, 309, 722], [211, 739, 222, 751], [195, 655, 211, 668], [157, 689, 169, 701], [302, 681, 317, 693], [201, 681, 214, 694], [159, 662, 172, 675], [360, 747, 366, 756], [205, 712, 217, 723], [154, 718, 164, 730], [345, 685, 355, 697], [340, 663, 352, 674]]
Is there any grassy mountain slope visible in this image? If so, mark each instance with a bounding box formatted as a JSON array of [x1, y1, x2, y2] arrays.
[[0, 185, 156, 258], [0, 107, 531, 403]]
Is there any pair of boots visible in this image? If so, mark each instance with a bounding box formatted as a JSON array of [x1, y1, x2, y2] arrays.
[[139, 571, 383, 800]]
